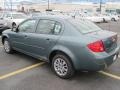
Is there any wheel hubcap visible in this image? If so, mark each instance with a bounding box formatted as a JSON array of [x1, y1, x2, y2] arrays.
[[54, 58, 68, 76], [4, 40, 10, 52]]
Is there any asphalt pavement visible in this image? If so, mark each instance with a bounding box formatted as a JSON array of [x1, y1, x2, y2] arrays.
[[0, 21, 120, 90]]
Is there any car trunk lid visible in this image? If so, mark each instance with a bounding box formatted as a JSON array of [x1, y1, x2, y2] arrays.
[[85, 30, 117, 53]]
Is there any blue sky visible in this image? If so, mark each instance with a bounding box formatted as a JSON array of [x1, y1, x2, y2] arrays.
[[1, 0, 120, 9], [15, 0, 120, 3], [3, 0, 120, 4]]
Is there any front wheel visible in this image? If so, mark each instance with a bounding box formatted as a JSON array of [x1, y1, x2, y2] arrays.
[[3, 38, 13, 54], [52, 53, 75, 79]]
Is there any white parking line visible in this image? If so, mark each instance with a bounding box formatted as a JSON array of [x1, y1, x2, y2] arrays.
[[118, 55, 120, 58]]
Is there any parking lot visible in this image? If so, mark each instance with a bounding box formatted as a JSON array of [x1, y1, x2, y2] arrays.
[[0, 21, 120, 90]]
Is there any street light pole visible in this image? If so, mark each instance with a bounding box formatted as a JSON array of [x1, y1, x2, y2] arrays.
[[48, 0, 49, 10], [100, 0, 102, 14], [4, 0, 6, 11], [10, 0, 12, 12]]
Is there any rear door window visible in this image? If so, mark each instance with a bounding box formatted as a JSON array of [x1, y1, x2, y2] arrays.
[[36, 19, 62, 35]]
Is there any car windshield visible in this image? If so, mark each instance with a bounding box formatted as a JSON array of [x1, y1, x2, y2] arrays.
[[68, 19, 102, 34], [12, 14, 27, 19]]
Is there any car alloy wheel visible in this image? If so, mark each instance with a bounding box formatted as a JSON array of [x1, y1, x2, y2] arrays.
[[54, 58, 68, 76], [111, 18, 116, 21], [4, 38, 13, 54], [52, 54, 75, 79], [4, 40, 10, 52]]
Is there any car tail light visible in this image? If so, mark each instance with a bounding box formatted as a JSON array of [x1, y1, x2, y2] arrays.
[[87, 40, 105, 52]]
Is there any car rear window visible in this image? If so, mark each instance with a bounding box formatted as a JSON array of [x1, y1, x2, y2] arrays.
[[67, 19, 102, 34]]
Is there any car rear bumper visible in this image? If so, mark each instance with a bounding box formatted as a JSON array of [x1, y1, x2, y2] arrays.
[[94, 49, 119, 70], [74, 46, 120, 71]]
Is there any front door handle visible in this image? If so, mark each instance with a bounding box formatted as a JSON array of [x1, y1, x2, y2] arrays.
[[24, 35, 29, 39]]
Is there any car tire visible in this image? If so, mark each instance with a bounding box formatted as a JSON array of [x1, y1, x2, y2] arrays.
[[52, 53, 75, 79], [103, 18, 106, 23], [3, 38, 13, 54], [111, 18, 116, 21]]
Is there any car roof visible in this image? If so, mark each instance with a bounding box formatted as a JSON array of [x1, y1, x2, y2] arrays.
[[4, 12, 25, 15], [32, 15, 72, 20], [11, 12, 25, 14]]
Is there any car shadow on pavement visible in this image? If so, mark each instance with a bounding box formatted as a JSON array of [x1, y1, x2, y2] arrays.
[[0, 48, 116, 81], [8, 50, 42, 64], [43, 63, 110, 81]]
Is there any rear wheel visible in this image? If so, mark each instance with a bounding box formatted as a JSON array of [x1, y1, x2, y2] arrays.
[[103, 18, 106, 23], [111, 18, 116, 21], [52, 53, 75, 79], [3, 38, 13, 54]]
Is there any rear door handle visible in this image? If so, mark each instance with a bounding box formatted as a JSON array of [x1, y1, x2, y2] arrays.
[[24, 35, 27, 37], [46, 38, 50, 41]]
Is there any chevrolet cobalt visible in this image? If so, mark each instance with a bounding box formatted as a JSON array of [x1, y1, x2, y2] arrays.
[[1, 16, 120, 79]]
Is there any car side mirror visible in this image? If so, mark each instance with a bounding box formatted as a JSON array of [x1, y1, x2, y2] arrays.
[[12, 25, 19, 32]]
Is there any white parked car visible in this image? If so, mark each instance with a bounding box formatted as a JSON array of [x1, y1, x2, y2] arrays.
[[3, 12, 28, 28], [108, 14, 119, 21], [29, 12, 42, 17], [81, 14, 103, 23], [98, 14, 111, 22], [85, 16, 103, 23]]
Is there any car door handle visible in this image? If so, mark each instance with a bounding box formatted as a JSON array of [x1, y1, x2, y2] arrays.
[[24, 35, 29, 38], [46, 38, 50, 41]]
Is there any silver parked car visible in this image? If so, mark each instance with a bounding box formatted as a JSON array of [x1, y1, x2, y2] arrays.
[[2, 12, 29, 28]]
